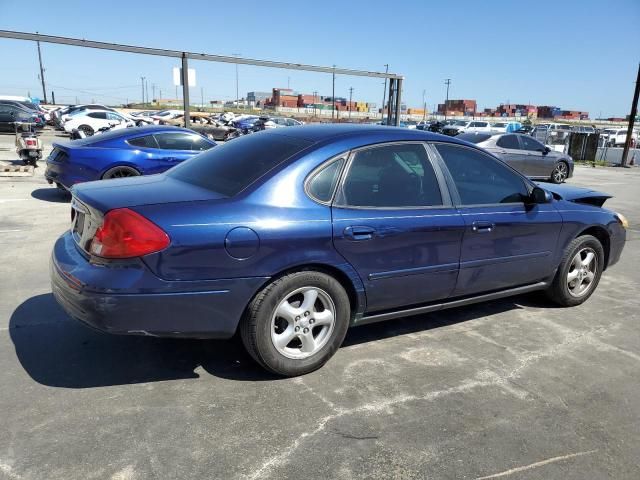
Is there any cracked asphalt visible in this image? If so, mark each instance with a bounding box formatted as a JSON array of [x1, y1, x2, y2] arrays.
[[1, 130, 639, 479]]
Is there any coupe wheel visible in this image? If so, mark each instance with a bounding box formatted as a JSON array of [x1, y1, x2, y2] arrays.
[[550, 161, 568, 184], [102, 166, 141, 180], [546, 235, 604, 307], [240, 271, 350, 376], [78, 125, 94, 136]]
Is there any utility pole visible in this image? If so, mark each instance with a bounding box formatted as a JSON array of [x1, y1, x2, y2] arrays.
[[145, 79, 149, 106], [152, 84, 156, 104], [444, 78, 451, 121], [313, 90, 318, 117], [233, 53, 241, 110], [349, 86, 354, 119], [621, 63, 640, 167], [36, 36, 47, 103], [422, 89, 427, 122], [140, 76, 145, 105], [332, 65, 336, 121], [381, 64, 389, 124]]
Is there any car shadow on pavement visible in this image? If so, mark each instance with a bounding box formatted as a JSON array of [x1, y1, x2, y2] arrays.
[[9, 294, 277, 388], [10, 292, 552, 388], [31, 187, 71, 203]]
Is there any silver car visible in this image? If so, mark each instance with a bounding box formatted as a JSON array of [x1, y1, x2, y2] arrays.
[[457, 132, 574, 183]]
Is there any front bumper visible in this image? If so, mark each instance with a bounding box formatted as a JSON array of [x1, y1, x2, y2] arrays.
[[51, 232, 268, 338]]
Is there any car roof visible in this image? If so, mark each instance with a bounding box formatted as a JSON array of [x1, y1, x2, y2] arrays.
[[53, 125, 191, 147], [263, 123, 472, 146]]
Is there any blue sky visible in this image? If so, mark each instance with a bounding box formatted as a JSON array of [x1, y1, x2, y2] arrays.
[[0, 0, 638, 117]]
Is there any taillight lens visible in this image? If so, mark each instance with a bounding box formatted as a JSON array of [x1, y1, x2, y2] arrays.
[[89, 208, 170, 258], [26, 139, 37, 146]]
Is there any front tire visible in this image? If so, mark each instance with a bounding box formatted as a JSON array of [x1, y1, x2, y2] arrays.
[[240, 271, 350, 376], [546, 235, 604, 307], [550, 161, 569, 184]]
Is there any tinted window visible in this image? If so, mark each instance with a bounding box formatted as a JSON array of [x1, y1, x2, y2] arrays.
[[496, 135, 520, 149], [128, 135, 159, 149], [168, 133, 312, 196], [88, 112, 107, 119], [457, 133, 492, 144], [154, 132, 212, 151], [107, 112, 123, 121], [469, 122, 487, 127], [307, 158, 345, 203], [520, 135, 545, 151], [339, 143, 442, 208], [435, 144, 528, 205]]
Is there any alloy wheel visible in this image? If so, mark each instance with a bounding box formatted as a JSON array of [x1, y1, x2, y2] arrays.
[[566, 247, 597, 298], [553, 162, 568, 183], [270, 286, 336, 359]]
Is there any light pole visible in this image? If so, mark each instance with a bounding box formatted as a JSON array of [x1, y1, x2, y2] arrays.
[[381, 64, 389, 124], [36, 36, 47, 103], [233, 53, 241, 110], [444, 78, 451, 121], [422, 89, 426, 122], [332, 65, 336, 121], [313, 90, 318, 117], [349, 86, 353, 120], [140, 76, 146, 105]]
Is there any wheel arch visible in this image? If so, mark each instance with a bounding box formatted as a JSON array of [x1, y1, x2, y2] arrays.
[[576, 225, 610, 269], [100, 163, 142, 179], [250, 262, 367, 325]]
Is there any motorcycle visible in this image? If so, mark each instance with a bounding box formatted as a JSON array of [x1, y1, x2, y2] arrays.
[[14, 122, 43, 166]]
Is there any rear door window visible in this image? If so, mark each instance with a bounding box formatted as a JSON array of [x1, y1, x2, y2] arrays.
[[337, 143, 443, 208], [496, 135, 520, 149]]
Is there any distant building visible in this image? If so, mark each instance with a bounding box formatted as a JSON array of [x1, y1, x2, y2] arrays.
[[538, 105, 588, 120], [437, 99, 477, 116], [247, 91, 271, 106], [495, 104, 538, 118]]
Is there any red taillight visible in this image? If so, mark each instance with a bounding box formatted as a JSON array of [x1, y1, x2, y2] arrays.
[[26, 139, 37, 146], [89, 208, 170, 259]]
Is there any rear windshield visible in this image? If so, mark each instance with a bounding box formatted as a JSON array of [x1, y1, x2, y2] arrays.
[[456, 133, 492, 144], [168, 132, 313, 196]]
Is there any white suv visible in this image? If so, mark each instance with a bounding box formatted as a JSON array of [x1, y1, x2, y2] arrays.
[[465, 121, 493, 133]]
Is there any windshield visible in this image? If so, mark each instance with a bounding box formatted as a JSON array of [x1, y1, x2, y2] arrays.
[[453, 120, 467, 126], [168, 132, 313, 196], [493, 123, 507, 128]]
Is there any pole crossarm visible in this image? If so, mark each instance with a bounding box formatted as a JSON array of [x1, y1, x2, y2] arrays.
[[0, 30, 403, 80]]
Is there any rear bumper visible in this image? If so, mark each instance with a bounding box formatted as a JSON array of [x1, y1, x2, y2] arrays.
[[50, 232, 268, 338]]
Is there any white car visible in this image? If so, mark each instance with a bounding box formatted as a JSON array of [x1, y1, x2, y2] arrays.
[[63, 110, 134, 135], [465, 121, 493, 133]]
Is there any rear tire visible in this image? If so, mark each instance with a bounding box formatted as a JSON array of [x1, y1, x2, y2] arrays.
[[78, 125, 94, 136], [102, 166, 141, 180], [550, 161, 569, 184], [545, 235, 604, 307], [240, 271, 350, 376]]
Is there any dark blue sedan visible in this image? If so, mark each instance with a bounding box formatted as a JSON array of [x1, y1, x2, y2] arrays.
[[44, 125, 215, 190], [50, 125, 627, 376]]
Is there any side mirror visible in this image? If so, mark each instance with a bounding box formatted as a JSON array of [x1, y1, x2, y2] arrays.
[[543, 146, 551, 154], [529, 186, 553, 204]]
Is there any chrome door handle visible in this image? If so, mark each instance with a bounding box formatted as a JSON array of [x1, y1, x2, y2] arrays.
[[472, 221, 495, 233], [344, 226, 376, 241]]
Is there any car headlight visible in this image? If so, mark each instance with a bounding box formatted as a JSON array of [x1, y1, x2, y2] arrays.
[[615, 212, 629, 229]]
